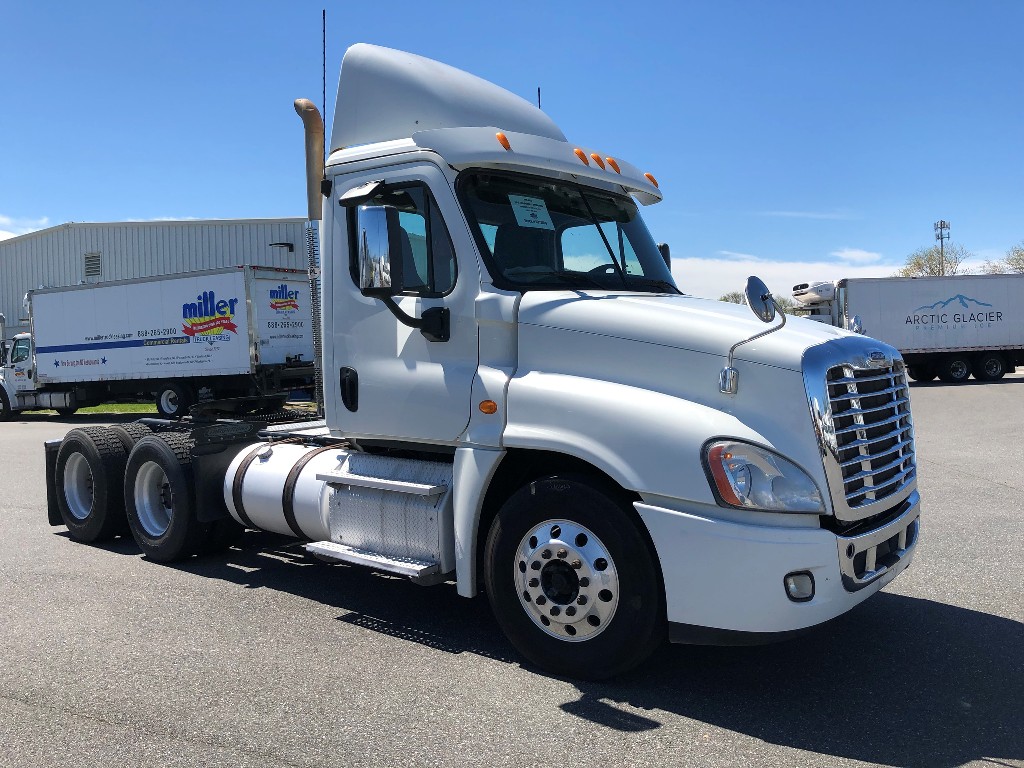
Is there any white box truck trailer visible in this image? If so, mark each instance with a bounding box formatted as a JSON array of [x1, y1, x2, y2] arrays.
[[793, 274, 1024, 382], [43, 45, 921, 678], [1, 266, 313, 418]]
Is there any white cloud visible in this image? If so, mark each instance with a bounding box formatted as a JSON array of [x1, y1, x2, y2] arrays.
[[671, 256, 896, 301], [716, 249, 763, 261], [830, 248, 883, 264], [0, 215, 50, 241]]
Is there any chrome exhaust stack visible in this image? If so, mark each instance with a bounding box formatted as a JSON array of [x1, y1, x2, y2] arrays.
[[294, 99, 326, 416]]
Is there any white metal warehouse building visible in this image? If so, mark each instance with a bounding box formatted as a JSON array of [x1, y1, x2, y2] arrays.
[[0, 218, 308, 339]]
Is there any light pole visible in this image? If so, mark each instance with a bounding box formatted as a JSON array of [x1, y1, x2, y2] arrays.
[[934, 220, 950, 276]]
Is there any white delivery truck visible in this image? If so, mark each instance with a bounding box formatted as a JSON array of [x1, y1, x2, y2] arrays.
[[1, 266, 313, 418], [44, 45, 921, 679], [793, 274, 1024, 383]]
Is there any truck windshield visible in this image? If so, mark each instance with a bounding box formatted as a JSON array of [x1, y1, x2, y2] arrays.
[[459, 171, 680, 293]]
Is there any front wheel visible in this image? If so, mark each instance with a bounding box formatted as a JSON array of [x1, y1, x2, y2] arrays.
[[484, 476, 664, 679], [0, 389, 11, 421]]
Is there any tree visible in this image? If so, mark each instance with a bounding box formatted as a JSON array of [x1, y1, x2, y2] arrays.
[[719, 291, 798, 314], [981, 241, 1024, 274], [893, 243, 972, 277]]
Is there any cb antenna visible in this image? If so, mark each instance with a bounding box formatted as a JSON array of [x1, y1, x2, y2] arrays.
[[537, 87, 541, 109], [322, 9, 327, 163]]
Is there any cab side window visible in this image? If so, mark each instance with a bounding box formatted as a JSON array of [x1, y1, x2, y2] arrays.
[[350, 184, 456, 297], [10, 338, 30, 364]]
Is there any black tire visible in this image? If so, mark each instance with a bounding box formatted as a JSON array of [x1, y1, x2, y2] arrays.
[[937, 355, 972, 383], [109, 422, 155, 454], [907, 366, 936, 382], [973, 353, 1006, 382], [155, 382, 192, 418], [55, 427, 129, 542], [0, 389, 12, 421], [484, 475, 664, 680], [124, 433, 204, 561], [55, 407, 78, 417]]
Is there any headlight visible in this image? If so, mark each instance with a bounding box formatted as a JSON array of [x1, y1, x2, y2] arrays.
[[704, 440, 824, 514]]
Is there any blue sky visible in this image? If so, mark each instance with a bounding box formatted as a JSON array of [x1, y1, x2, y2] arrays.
[[2, 1, 1022, 299]]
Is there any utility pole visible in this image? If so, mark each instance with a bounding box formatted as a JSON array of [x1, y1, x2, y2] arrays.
[[934, 220, 950, 276]]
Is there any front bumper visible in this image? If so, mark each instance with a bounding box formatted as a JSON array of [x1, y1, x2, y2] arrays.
[[635, 490, 920, 639]]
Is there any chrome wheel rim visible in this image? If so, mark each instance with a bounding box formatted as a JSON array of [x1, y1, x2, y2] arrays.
[[134, 460, 172, 537], [515, 520, 619, 642], [63, 452, 94, 520]]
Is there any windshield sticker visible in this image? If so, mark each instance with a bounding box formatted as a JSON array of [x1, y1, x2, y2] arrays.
[[508, 195, 555, 230]]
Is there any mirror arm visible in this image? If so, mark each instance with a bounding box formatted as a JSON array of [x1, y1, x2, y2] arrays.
[[720, 301, 786, 394], [379, 297, 450, 343]]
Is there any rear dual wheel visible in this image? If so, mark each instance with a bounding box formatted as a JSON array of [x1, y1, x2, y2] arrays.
[[55, 427, 129, 542], [937, 356, 972, 384], [123, 433, 242, 561], [973, 353, 1007, 382]]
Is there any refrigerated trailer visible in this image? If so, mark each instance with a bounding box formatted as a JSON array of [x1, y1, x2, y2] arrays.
[[44, 44, 921, 679], [793, 274, 1024, 382], [1, 266, 313, 418]]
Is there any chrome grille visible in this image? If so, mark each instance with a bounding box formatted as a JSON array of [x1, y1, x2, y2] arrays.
[[826, 364, 916, 509]]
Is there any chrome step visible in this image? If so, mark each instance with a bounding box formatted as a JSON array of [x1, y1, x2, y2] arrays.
[[305, 540, 441, 579]]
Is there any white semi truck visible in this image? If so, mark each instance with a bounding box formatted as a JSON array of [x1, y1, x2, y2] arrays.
[[2, 266, 313, 419], [44, 44, 921, 678], [793, 274, 1024, 383]]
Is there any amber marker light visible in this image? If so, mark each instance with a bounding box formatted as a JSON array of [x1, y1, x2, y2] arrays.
[[707, 445, 743, 506], [479, 400, 498, 414], [589, 153, 605, 169], [573, 148, 590, 165], [644, 172, 660, 188], [605, 157, 621, 174], [496, 132, 512, 151]]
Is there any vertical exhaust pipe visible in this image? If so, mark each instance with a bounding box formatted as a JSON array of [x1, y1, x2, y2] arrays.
[[294, 99, 326, 417]]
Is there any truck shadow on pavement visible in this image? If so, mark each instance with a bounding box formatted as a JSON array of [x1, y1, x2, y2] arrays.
[[103, 529, 1022, 768]]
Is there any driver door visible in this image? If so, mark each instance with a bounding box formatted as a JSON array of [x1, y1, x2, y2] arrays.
[[325, 163, 479, 444]]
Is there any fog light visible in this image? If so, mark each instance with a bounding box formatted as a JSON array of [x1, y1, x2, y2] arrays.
[[784, 571, 815, 602]]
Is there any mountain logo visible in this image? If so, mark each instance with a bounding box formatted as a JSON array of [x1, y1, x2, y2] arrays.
[[906, 293, 1002, 326], [914, 294, 992, 311]]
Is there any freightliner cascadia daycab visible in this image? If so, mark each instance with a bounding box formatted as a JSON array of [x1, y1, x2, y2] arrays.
[[44, 44, 921, 678]]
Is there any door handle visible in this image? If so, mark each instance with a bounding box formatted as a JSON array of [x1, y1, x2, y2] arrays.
[[339, 367, 358, 412]]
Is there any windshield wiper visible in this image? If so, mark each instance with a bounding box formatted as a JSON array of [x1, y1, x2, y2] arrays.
[[625, 277, 682, 294], [529, 271, 608, 290]]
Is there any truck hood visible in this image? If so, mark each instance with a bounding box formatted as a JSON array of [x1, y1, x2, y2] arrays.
[[517, 291, 851, 371]]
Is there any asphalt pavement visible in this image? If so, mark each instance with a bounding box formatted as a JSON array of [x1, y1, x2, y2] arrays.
[[1, 378, 1022, 768]]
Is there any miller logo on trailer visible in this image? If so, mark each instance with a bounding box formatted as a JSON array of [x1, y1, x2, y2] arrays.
[[269, 284, 301, 312], [182, 291, 240, 338]]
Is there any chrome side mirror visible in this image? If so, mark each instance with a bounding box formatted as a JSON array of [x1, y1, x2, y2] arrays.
[[720, 275, 787, 394], [356, 204, 404, 297], [744, 276, 776, 323], [850, 314, 865, 335]]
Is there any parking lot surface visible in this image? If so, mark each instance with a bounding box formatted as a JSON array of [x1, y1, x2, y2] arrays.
[[1, 378, 1022, 768]]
